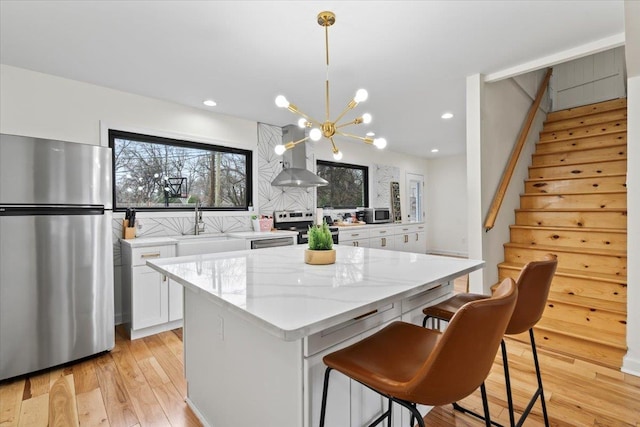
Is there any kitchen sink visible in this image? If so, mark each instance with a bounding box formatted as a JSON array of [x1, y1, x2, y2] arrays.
[[174, 234, 246, 256]]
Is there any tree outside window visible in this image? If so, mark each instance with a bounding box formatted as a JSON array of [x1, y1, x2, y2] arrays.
[[316, 160, 368, 208], [109, 130, 252, 210]]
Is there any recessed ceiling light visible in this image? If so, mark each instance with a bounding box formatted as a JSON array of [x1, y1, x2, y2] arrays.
[[366, 132, 375, 137], [203, 99, 217, 107], [441, 112, 453, 119], [431, 148, 439, 153]]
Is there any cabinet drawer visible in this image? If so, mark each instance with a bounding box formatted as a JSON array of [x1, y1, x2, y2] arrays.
[[304, 302, 401, 357], [338, 229, 370, 240], [131, 245, 175, 266], [369, 226, 395, 237], [401, 282, 453, 313]]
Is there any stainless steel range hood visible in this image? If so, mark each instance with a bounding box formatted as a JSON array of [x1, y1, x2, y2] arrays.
[[271, 125, 328, 187]]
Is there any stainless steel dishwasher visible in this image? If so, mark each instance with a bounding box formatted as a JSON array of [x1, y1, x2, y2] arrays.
[[250, 236, 295, 249]]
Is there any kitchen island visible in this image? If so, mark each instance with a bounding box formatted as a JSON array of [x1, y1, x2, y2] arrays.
[[147, 245, 483, 427]]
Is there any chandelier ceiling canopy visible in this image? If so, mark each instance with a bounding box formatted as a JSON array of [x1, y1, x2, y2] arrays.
[[274, 11, 387, 161]]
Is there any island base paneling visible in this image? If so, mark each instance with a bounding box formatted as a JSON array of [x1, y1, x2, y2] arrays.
[[183, 282, 454, 427]]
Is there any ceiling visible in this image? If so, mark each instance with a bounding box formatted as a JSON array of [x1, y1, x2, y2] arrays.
[[0, 1, 625, 158]]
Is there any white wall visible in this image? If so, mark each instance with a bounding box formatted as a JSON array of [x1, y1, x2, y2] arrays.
[[467, 70, 549, 293], [622, 0, 640, 377], [426, 154, 467, 256]]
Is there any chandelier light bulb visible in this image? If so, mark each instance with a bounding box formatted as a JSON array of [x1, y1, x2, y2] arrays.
[[309, 128, 322, 141], [298, 118, 307, 128], [333, 150, 343, 161], [275, 95, 289, 108], [274, 144, 286, 155], [354, 89, 368, 103], [362, 113, 372, 124], [373, 138, 387, 149]]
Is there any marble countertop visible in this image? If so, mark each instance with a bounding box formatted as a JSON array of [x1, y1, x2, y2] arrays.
[[147, 245, 484, 341], [120, 236, 178, 248]]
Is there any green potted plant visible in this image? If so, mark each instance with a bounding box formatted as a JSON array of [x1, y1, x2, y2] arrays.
[[304, 221, 336, 265]]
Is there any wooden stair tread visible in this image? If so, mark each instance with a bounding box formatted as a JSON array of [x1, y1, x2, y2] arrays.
[[533, 317, 626, 350], [515, 207, 627, 213], [545, 98, 627, 122], [535, 130, 626, 147], [538, 122, 627, 144], [545, 294, 627, 316], [532, 142, 626, 158], [504, 242, 627, 258], [542, 108, 627, 132], [499, 262, 627, 284], [520, 190, 626, 196], [540, 119, 626, 137], [509, 224, 626, 234], [526, 173, 626, 183], [529, 157, 626, 170]]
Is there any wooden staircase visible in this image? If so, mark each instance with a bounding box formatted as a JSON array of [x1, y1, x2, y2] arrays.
[[498, 98, 628, 369]]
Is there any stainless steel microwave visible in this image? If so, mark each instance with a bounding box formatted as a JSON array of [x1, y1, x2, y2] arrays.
[[364, 208, 391, 223]]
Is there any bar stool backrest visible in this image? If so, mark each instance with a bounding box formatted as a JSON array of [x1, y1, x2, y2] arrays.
[[402, 278, 518, 406], [506, 256, 558, 335]]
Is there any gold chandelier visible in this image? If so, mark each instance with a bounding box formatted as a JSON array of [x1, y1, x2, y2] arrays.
[[274, 11, 386, 161]]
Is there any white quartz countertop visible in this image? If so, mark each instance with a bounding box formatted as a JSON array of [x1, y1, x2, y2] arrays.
[[147, 245, 484, 341], [119, 237, 178, 248]]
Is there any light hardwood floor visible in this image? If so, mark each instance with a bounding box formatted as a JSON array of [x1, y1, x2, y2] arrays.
[[1, 295, 639, 426]]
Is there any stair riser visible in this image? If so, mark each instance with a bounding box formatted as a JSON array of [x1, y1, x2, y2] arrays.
[[510, 329, 624, 369], [520, 193, 626, 209], [515, 210, 627, 229], [539, 120, 626, 143], [542, 108, 627, 132], [510, 227, 626, 251], [542, 301, 627, 336], [531, 145, 626, 166], [525, 175, 627, 194], [529, 159, 627, 179], [499, 267, 627, 306], [546, 98, 627, 122], [504, 246, 626, 276], [535, 132, 626, 154]]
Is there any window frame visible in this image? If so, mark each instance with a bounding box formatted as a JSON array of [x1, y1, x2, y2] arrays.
[[108, 129, 253, 212], [316, 160, 369, 209]]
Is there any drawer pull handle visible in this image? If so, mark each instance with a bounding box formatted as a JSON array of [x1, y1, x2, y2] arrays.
[[352, 233, 360, 237], [141, 252, 161, 259], [353, 309, 378, 321]]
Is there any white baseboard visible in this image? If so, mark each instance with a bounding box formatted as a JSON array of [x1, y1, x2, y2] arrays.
[[622, 354, 640, 378], [186, 397, 212, 427]]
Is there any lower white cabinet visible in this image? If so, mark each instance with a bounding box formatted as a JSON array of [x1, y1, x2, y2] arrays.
[[339, 223, 425, 254], [121, 240, 180, 339]]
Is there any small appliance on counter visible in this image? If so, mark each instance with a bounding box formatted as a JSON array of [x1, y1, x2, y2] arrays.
[[363, 207, 391, 224], [274, 210, 339, 244]]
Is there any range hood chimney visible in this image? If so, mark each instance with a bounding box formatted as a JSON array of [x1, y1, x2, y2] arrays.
[[270, 125, 328, 187]]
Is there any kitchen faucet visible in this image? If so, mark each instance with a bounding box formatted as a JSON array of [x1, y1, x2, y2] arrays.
[[195, 201, 205, 235]]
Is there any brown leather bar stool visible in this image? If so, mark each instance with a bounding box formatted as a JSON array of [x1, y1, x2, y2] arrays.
[[422, 255, 557, 427], [319, 278, 518, 427]]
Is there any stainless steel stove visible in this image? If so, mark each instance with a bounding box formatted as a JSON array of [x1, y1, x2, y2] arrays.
[[273, 210, 339, 244]]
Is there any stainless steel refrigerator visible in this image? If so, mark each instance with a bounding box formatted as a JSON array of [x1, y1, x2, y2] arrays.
[[0, 134, 114, 380]]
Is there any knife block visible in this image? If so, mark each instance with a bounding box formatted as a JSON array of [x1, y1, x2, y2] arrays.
[[122, 220, 136, 239]]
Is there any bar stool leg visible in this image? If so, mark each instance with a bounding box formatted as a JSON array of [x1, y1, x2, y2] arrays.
[[319, 368, 332, 427], [522, 329, 550, 427], [480, 383, 492, 427], [500, 339, 516, 427]]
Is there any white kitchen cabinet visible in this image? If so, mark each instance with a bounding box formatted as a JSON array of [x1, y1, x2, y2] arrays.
[[339, 228, 370, 248], [393, 224, 426, 253], [131, 265, 169, 329], [368, 226, 395, 250], [121, 239, 179, 339]]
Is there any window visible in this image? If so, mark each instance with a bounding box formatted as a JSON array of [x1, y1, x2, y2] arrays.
[[109, 130, 252, 211], [316, 160, 369, 208]]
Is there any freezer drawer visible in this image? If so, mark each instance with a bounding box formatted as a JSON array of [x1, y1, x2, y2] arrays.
[[0, 212, 114, 380]]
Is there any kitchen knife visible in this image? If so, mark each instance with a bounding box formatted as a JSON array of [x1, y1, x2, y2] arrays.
[[130, 209, 136, 227]]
